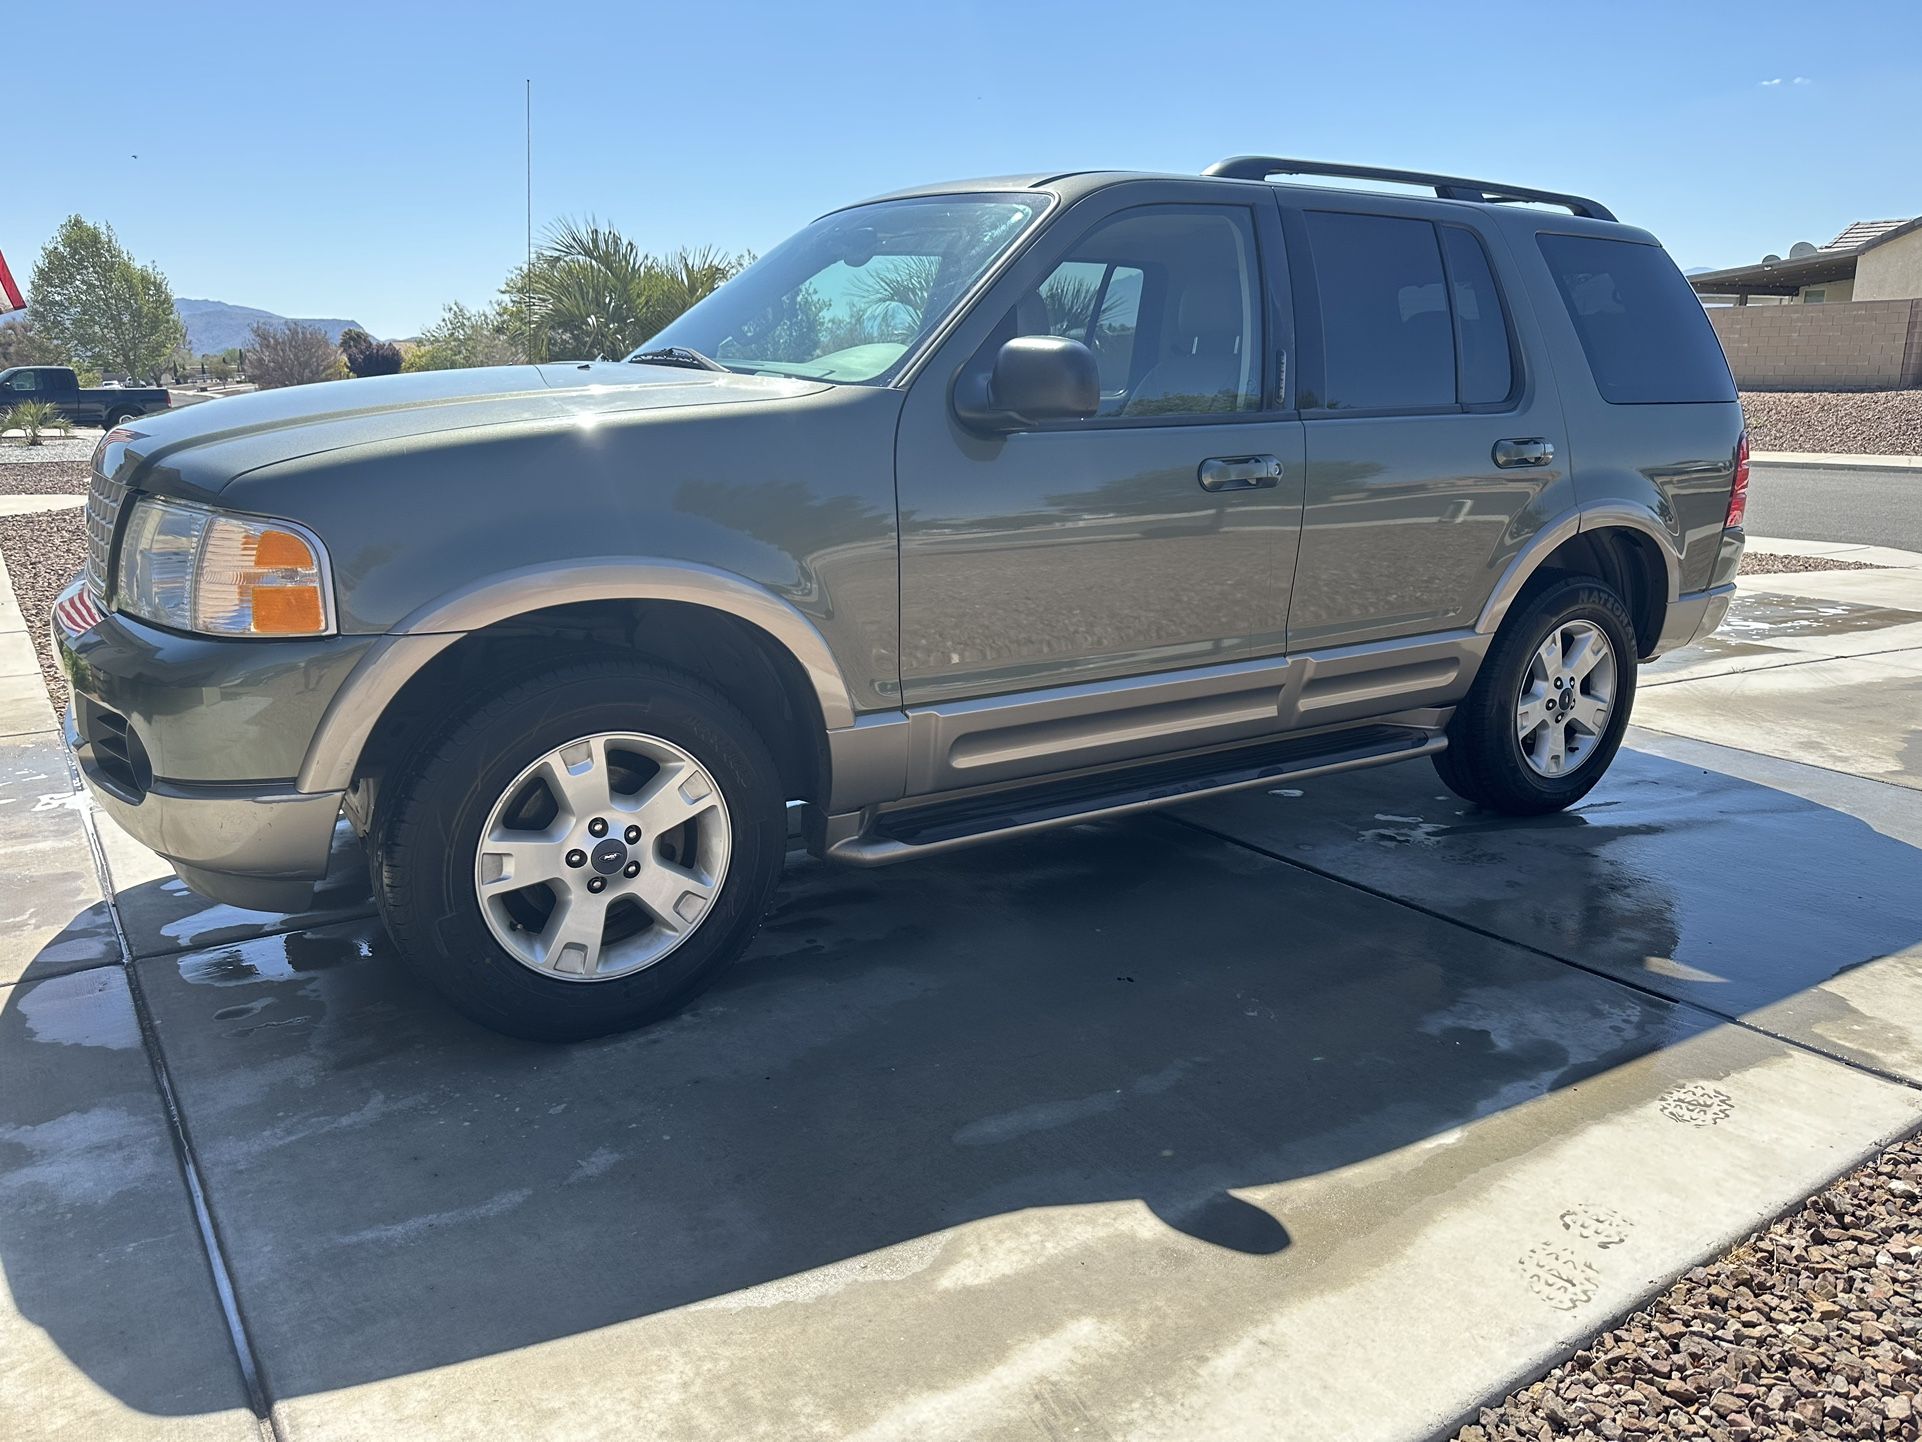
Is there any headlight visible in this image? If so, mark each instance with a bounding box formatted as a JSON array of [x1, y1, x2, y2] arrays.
[[117, 498, 334, 637]]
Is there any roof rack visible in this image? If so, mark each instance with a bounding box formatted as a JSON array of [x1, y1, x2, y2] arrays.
[[1202, 156, 1616, 223]]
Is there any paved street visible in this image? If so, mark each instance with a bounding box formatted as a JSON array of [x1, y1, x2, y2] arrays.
[[2, 537, 1921, 1440], [1748, 462, 1922, 550]]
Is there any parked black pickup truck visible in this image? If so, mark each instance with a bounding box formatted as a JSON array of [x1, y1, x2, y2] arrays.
[[0, 366, 171, 428]]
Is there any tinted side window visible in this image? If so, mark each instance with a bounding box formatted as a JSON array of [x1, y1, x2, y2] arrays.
[[1306, 212, 1455, 411], [1537, 234, 1736, 404], [1442, 228, 1514, 405], [999, 206, 1262, 419], [5, 371, 37, 393]]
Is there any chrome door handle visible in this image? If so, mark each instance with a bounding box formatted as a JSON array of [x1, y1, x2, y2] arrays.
[[1493, 438, 1554, 469], [1198, 455, 1283, 492]]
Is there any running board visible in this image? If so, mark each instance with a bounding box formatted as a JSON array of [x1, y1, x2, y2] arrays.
[[821, 724, 1443, 866]]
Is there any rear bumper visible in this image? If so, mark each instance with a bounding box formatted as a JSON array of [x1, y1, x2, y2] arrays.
[[1652, 582, 1737, 657]]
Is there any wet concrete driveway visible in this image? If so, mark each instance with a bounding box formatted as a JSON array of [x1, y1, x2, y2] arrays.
[[4, 544, 1922, 1440]]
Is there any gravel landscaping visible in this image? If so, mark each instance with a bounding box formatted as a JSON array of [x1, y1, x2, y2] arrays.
[[0, 433, 98, 467], [1741, 391, 1922, 457], [0, 455, 92, 495], [0, 508, 84, 708], [1742, 553, 1889, 576], [1456, 1129, 1922, 1441]]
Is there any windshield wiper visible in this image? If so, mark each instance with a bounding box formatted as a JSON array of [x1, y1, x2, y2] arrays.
[[628, 346, 729, 373]]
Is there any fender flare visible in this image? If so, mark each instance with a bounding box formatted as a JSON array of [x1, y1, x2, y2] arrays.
[[1475, 504, 1682, 638], [296, 558, 858, 793]]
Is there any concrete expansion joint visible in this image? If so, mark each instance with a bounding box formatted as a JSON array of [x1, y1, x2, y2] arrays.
[[1167, 812, 1922, 1098], [63, 748, 286, 1440], [1628, 718, 1922, 807]]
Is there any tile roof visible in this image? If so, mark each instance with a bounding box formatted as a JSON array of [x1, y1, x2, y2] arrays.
[[1822, 219, 1915, 252]]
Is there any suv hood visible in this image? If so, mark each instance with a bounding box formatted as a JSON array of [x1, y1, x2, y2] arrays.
[[116, 361, 830, 496]]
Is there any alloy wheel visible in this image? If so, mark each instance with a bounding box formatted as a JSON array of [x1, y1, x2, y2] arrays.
[[472, 731, 732, 981], [1514, 619, 1616, 778]]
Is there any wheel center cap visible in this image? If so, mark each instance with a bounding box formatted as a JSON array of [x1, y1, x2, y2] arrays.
[[590, 838, 629, 875]]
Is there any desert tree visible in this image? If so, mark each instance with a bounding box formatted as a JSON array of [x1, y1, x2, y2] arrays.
[[28, 216, 185, 380], [246, 320, 343, 389], [0, 318, 66, 368], [338, 326, 403, 377], [402, 303, 522, 371]]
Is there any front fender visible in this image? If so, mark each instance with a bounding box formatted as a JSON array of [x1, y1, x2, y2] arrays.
[[296, 558, 859, 793]]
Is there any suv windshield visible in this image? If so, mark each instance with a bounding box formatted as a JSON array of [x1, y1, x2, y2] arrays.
[[633, 195, 1044, 384]]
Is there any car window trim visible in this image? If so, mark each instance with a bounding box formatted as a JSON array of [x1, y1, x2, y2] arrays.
[[1437, 223, 1523, 409], [1283, 201, 1526, 421], [983, 198, 1297, 434]]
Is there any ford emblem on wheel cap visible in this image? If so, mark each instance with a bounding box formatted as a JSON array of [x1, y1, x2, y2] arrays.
[[590, 838, 629, 874]]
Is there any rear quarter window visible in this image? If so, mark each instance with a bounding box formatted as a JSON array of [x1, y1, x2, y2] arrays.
[[1537, 234, 1736, 405]]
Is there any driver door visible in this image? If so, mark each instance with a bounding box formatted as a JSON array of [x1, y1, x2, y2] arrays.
[[894, 194, 1305, 715]]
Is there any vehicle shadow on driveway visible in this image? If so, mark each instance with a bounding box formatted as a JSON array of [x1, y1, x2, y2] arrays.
[[3, 745, 1920, 1415]]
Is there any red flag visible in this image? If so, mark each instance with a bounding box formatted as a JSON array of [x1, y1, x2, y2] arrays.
[[0, 249, 23, 313]]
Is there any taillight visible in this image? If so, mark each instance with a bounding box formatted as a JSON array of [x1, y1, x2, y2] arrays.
[[1726, 431, 1749, 530]]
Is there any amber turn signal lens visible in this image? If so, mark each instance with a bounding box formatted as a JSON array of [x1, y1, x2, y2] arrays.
[[235, 527, 325, 635], [253, 527, 318, 571], [193, 515, 333, 636], [250, 584, 326, 634]]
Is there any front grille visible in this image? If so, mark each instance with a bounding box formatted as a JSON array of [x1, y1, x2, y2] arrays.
[[84, 468, 130, 602]]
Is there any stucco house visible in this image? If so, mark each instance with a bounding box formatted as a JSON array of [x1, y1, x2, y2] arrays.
[[1689, 217, 1922, 306], [1686, 216, 1922, 390]]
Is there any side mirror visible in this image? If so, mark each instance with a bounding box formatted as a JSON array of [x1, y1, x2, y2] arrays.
[[954, 335, 1100, 434]]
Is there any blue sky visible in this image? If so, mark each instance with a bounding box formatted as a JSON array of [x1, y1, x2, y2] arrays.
[[8, 0, 1919, 338]]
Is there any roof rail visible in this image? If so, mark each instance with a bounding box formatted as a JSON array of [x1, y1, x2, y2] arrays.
[[1202, 156, 1616, 223]]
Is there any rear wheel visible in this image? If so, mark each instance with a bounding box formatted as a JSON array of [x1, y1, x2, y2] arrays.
[[371, 660, 785, 1041], [1434, 577, 1637, 815], [102, 407, 135, 430]]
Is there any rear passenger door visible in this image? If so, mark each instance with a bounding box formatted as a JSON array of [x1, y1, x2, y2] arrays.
[[1281, 200, 1571, 651]]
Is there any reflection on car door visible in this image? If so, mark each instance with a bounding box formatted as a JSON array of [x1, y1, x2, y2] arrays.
[[895, 199, 1306, 714], [1284, 203, 1571, 651]]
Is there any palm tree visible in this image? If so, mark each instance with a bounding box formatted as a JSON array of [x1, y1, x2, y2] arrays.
[[514, 222, 746, 362], [654, 247, 740, 321]]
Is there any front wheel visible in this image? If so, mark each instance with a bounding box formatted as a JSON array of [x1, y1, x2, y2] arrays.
[[1434, 577, 1638, 815], [371, 660, 786, 1041]]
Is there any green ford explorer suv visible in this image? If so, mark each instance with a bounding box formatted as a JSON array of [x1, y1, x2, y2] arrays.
[[56, 157, 1746, 1041]]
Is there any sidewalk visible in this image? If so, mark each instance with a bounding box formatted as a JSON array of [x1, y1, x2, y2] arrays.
[[1640, 535, 1922, 790], [0, 545, 260, 1440], [1753, 451, 1922, 471]]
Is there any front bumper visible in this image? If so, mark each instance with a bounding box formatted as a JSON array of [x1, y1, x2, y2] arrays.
[[66, 706, 344, 910], [55, 580, 362, 911]]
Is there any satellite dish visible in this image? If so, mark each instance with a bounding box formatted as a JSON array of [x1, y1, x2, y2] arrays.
[[1762, 253, 1782, 263], [1788, 241, 1818, 258]]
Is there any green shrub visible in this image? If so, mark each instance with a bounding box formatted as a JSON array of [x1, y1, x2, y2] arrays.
[[0, 399, 63, 446]]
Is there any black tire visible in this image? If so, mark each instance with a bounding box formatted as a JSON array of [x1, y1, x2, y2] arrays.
[[371, 659, 786, 1041], [1433, 576, 1638, 815], [102, 407, 135, 431]]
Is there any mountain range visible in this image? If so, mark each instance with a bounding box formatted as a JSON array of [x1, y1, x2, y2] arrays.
[[175, 299, 366, 355]]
